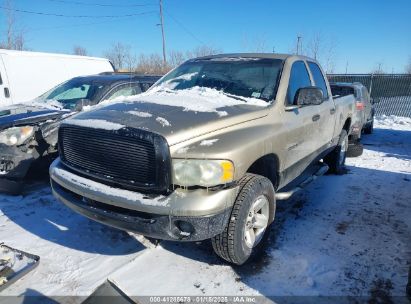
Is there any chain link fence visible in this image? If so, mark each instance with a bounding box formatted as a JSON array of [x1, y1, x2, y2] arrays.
[[327, 74, 411, 117]]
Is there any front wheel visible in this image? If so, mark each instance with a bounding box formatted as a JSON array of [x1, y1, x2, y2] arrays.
[[324, 129, 348, 174], [211, 174, 275, 265]]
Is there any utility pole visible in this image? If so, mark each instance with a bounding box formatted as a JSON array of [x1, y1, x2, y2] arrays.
[[296, 36, 302, 55], [159, 0, 167, 65]]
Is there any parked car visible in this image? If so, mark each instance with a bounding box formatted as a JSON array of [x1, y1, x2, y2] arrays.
[[0, 73, 160, 194], [50, 54, 357, 265], [330, 82, 375, 135], [330, 82, 374, 157], [0, 49, 114, 106]]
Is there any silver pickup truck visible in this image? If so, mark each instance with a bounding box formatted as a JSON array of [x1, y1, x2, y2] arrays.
[[50, 54, 356, 265]]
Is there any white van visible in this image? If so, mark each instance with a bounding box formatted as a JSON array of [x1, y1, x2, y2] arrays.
[[0, 49, 114, 106]]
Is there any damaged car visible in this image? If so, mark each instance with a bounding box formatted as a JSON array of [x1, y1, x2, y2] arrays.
[[0, 73, 160, 194]]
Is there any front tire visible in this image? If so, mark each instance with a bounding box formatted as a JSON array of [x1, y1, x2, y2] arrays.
[[324, 129, 348, 174], [211, 173, 275, 265]]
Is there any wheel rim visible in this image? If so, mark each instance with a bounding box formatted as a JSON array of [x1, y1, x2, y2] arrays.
[[244, 195, 270, 248], [339, 134, 348, 165]]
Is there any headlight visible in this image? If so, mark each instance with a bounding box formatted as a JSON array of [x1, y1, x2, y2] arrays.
[[0, 126, 34, 146], [172, 159, 234, 187]]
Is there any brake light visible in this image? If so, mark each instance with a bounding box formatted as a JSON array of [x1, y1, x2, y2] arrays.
[[356, 102, 365, 110]]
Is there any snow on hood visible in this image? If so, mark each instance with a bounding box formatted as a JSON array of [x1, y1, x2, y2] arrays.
[[65, 118, 125, 130]]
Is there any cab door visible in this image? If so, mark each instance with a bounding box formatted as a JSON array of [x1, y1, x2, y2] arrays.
[[0, 55, 12, 105], [281, 60, 321, 183], [307, 61, 336, 152]]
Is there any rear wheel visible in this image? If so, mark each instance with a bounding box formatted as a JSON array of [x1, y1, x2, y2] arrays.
[[324, 129, 348, 174], [211, 173, 275, 265], [346, 142, 364, 158]]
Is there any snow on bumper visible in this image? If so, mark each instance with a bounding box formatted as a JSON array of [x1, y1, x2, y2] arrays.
[[50, 158, 237, 241]]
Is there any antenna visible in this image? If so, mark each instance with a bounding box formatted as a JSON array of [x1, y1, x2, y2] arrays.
[[296, 36, 302, 55]]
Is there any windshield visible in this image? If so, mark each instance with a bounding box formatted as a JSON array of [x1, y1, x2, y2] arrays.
[[37, 78, 108, 110], [152, 57, 283, 102]]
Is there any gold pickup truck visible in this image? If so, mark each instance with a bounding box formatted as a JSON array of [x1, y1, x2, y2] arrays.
[[50, 54, 356, 265]]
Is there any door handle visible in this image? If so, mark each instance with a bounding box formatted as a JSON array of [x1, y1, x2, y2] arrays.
[[4, 87, 10, 98], [330, 108, 336, 114], [312, 114, 320, 121]]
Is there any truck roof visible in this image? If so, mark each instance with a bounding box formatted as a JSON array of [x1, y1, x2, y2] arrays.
[[195, 53, 313, 61], [0, 49, 108, 62], [72, 73, 161, 83]]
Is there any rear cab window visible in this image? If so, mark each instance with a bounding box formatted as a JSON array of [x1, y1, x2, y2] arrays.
[[308, 62, 329, 100], [286, 61, 312, 105], [330, 85, 354, 98], [104, 83, 142, 101]]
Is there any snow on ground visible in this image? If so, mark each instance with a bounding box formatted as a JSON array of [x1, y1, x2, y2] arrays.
[[0, 187, 148, 299], [0, 115, 410, 301]]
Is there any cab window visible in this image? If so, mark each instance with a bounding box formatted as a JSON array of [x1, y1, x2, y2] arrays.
[[104, 83, 142, 101], [308, 62, 329, 99], [286, 61, 312, 105]]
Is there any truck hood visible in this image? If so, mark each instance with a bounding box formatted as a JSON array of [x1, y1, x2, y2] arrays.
[[65, 98, 270, 146], [0, 104, 70, 131]]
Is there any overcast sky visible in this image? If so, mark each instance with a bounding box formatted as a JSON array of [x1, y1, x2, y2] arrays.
[[1, 0, 410, 73]]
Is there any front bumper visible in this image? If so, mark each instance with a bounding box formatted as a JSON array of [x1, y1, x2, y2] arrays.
[[0, 144, 38, 193], [50, 158, 238, 241]]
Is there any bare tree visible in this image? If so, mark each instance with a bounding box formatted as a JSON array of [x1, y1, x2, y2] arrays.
[[4, 0, 14, 49], [1, 0, 28, 50], [241, 34, 269, 53], [371, 62, 385, 74], [104, 43, 133, 70], [301, 33, 337, 73], [307, 33, 321, 60], [406, 57, 411, 74], [125, 53, 138, 72], [168, 50, 186, 68], [186, 45, 221, 59], [133, 45, 221, 75], [73, 46, 88, 56], [135, 53, 170, 75]]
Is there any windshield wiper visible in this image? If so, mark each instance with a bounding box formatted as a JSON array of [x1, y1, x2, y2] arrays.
[[220, 91, 249, 103]]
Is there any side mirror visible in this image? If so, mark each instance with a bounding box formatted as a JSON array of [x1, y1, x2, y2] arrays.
[[295, 87, 324, 106]]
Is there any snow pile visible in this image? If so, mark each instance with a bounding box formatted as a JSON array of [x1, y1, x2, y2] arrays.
[[65, 118, 124, 130], [156, 116, 171, 127], [375, 115, 411, 128]]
